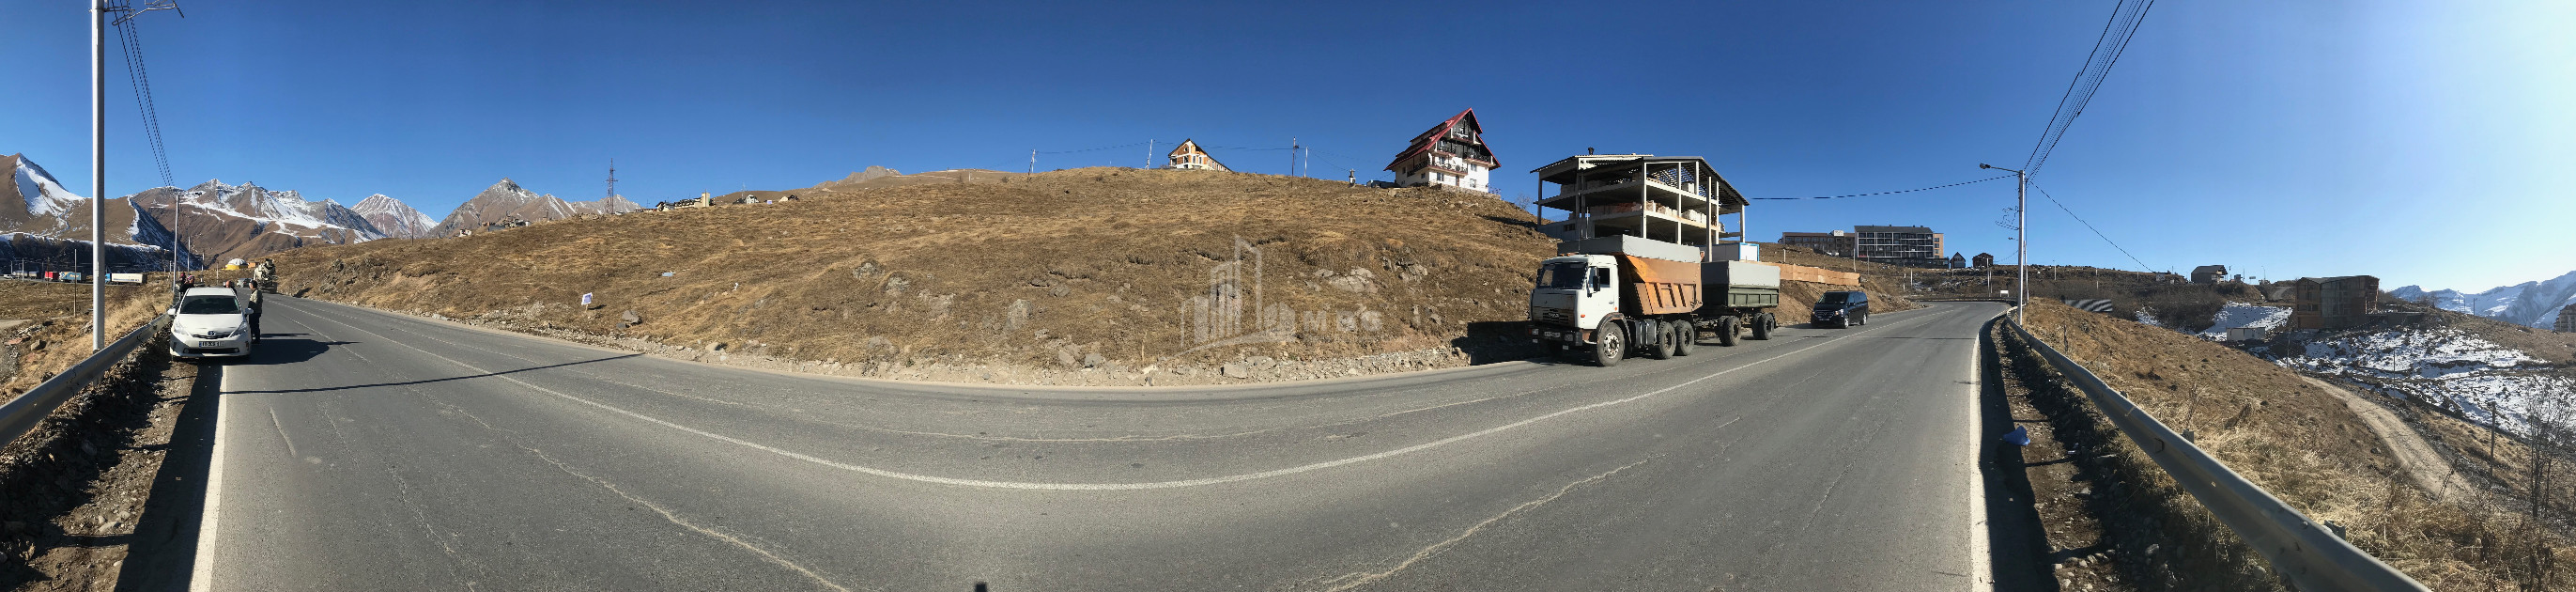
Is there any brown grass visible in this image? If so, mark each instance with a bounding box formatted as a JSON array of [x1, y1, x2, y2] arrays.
[[2015, 299, 2574, 590], [0, 280, 169, 404]]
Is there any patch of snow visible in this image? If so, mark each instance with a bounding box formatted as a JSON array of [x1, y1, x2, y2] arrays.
[[2133, 308, 2162, 328], [2274, 328, 2571, 436], [13, 156, 86, 219], [2197, 303, 2291, 340]]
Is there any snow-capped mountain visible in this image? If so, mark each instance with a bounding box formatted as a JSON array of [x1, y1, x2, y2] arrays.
[[2, 153, 193, 272], [126, 179, 390, 266], [2391, 271, 2576, 329], [351, 194, 439, 239], [429, 178, 639, 237]]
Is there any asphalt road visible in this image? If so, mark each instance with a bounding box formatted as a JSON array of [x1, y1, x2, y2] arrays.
[[182, 297, 2005, 591]]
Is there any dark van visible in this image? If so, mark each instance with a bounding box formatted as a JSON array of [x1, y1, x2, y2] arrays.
[[1812, 290, 1869, 328]]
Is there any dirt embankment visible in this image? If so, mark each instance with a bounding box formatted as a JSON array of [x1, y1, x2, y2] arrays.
[[275, 168, 1566, 385], [267, 169, 1915, 385], [0, 280, 172, 406], [2013, 299, 2572, 590]]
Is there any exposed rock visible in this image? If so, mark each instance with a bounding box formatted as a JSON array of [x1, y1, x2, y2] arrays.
[[1221, 363, 1251, 379], [621, 310, 641, 324], [1082, 352, 1107, 368]]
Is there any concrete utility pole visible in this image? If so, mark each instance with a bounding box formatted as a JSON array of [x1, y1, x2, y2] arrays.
[[90, 0, 107, 351], [1982, 164, 2028, 323]]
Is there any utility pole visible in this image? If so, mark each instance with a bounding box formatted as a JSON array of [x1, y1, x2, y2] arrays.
[[1146, 140, 1154, 170], [1288, 137, 1299, 178], [1029, 149, 1036, 175], [1982, 164, 2028, 323], [89, 0, 107, 351]]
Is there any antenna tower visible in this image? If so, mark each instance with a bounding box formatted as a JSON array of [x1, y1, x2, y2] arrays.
[[606, 159, 618, 199]]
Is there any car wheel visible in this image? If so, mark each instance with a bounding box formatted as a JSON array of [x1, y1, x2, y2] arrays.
[[1672, 320, 1696, 356], [1593, 325, 1625, 367]]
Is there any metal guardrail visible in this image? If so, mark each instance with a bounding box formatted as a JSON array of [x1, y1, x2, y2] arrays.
[[2007, 319, 2429, 591], [0, 313, 170, 451]]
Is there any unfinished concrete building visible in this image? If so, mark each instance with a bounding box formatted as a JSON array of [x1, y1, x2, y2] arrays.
[[2556, 304, 2576, 333], [1530, 154, 1749, 261]]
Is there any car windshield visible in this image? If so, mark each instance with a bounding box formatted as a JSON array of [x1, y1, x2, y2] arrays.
[[180, 295, 239, 315], [1819, 292, 1853, 304], [1536, 262, 1587, 289]]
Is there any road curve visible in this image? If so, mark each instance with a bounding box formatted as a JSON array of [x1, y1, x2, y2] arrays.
[[188, 297, 2004, 591]]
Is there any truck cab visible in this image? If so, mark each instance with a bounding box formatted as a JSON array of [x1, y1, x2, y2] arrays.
[[1530, 255, 1617, 334]]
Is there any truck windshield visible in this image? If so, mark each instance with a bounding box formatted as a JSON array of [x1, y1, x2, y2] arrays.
[[1536, 262, 1587, 289], [180, 295, 240, 315]]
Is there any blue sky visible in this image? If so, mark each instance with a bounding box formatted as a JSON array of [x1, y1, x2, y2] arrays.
[[3, 1, 2568, 290]]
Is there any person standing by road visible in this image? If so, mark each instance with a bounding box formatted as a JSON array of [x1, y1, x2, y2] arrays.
[[244, 288, 264, 343]]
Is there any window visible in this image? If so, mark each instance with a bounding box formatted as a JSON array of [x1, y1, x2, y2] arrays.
[[180, 295, 240, 315], [1537, 262, 1586, 289], [1590, 267, 1612, 290]]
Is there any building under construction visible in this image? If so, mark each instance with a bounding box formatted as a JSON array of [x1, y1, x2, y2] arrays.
[[1529, 154, 1750, 261]]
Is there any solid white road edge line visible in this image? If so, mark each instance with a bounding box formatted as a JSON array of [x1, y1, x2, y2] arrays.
[[1967, 313, 1993, 591], [188, 364, 232, 592], [301, 307, 1856, 491]]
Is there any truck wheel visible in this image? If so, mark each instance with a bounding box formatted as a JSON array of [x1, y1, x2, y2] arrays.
[[1672, 320, 1696, 356], [1592, 325, 1626, 367], [1717, 316, 1740, 347], [1646, 324, 1675, 360], [1751, 314, 1772, 340]]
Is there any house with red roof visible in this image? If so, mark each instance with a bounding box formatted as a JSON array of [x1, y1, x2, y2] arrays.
[[1382, 109, 1497, 193], [1165, 139, 1229, 172]]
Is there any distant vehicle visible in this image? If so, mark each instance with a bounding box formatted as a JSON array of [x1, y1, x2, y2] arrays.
[[1812, 290, 1870, 329], [169, 287, 255, 360], [109, 273, 145, 284], [42, 272, 58, 281], [57, 272, 84, 283], [1527, 238, 1783, 367]]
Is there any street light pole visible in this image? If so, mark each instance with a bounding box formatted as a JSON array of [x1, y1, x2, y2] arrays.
[[1982, 164, 2028, 323]]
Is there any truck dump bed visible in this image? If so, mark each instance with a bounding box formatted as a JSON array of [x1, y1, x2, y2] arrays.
[[1618, 256, 1704, 315]]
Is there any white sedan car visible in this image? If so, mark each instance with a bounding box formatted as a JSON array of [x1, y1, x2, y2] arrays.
[[170, 287, 255, 359]]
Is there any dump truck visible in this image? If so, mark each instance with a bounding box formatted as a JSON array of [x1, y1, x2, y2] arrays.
[[1527, 236, 1781, 366]]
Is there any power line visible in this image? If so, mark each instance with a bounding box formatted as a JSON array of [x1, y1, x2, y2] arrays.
[[2027, 179, 2154, 272], [2023, 0, 2158, 178], [110, 3, 174, 188], [1747, 174, 2016, 200]]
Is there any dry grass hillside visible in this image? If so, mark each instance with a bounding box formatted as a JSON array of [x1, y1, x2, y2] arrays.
[[0, 280, 170, 404], [268, 168, 1915, 384], [2017, 299, 2571, 590]]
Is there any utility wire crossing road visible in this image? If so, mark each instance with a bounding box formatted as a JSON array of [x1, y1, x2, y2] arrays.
[[175, 297, 2003, 591]]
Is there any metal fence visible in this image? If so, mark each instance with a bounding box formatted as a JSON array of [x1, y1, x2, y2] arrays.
[[0, 313, 169, 451], [2007, 319, 2429, 591]]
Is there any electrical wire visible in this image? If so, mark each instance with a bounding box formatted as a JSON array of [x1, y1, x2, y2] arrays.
[[1746, 174, 2016, 200], [2028, 179, 2154, 272], [2023, 0, 2158, 178], [110, 4, 174, 189]]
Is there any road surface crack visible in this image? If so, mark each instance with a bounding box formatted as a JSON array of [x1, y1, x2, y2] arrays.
[[515, 444, 859, 592], [1304, 459, 1651, 591]]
